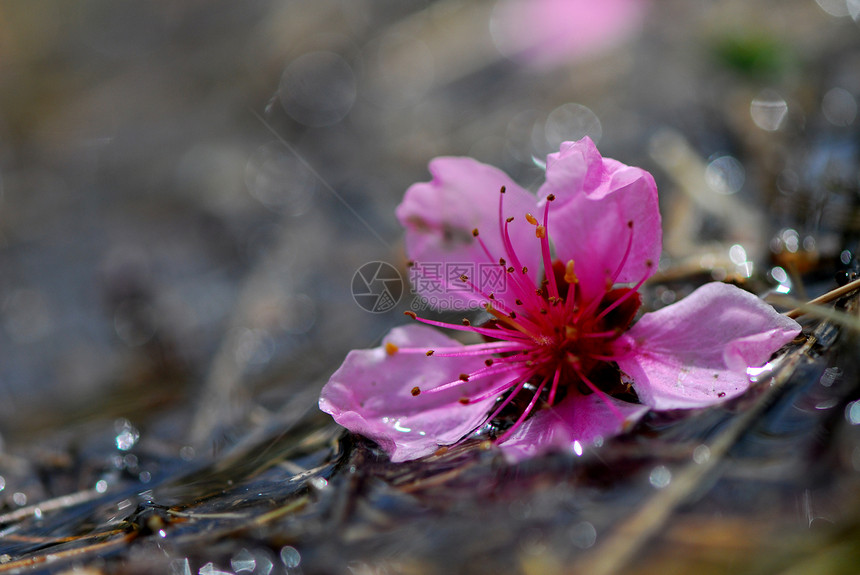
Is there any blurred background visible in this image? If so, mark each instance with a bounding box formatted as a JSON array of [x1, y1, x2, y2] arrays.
[[0, 1, 859, 573]]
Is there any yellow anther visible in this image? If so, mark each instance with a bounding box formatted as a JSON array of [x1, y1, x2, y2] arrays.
[[525, 213, 538, 226], [535, 225, 546, 239], [565, 325, 577, 339], [564, 260, 578, 284], [385, 342, 399, 355]]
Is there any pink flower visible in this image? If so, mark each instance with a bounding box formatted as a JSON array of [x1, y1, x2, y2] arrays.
[[491, 0, 650, 68], [319, 138, 801, 463]]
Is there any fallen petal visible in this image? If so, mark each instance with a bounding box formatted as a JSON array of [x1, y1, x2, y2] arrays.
[[319, 324, 503, 461], [496, 393, 649, 463], [614, 282, 801, 410]]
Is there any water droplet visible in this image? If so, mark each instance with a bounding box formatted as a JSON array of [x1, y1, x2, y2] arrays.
[[545, 103, 602, 150], [114, 418, 140, 451], [569, 521, 597, 549], [33, 508, 42, 520], [393, 420, 412, 433], [705, 156, 745, 195], [278, 51, 356, 127], [0, 476, 6, 492], [750, 90, 788, 131], [180, 446, 196, 461], [572, 440, 584, 456], [769, 266, 789, 286], [113, 300, 157, 347], [816, 0, 851, 17], [95, 480, 108, 493], [234, 328, 275, 367], [199, 562, 232, 575], [852, 445, 860, 471], [280, 546, 302, 569], [846, 400, 860, 425], [693, 444, 711, 465], [747, 361, 776, 382], [780, 228, 801, 253], [245, 143, 316, 216], [729, 244, 748, 265], [231, 549, 256, 573], [649, 465, 672, 489], [776, 169, 800, 195], [12, 492, 27, 506], [820, 367, 843, 387], [822, 87, 857, 126], [816, 398, 839, 410], [309, 477, 328, 490], [840, 250, 852, 265]]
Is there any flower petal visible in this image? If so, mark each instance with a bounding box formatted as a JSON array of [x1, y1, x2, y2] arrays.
[[491, 0, 649, 69], [396, 157, 541, 308], [614, 282, 801, 410], [538, 138, 661, 305], [496, 393, 649, 463], [319, 324, 502, 462]]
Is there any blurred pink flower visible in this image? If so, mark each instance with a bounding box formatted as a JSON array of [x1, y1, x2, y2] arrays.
[[319, 138, 800, 463], [491, 0, 650, 68]]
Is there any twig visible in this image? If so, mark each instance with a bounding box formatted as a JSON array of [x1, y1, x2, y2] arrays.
[[783, 277, 860, 319], [577, 332, 817, 575]]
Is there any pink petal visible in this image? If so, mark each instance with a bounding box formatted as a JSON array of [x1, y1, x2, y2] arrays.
[[319, 324, 502, 462], [538, 138, 661, 306], [496, 393, 649, 463], [491, 0, 649, 68], [614, 282, 801, 410], [396, 157, 541, 308]]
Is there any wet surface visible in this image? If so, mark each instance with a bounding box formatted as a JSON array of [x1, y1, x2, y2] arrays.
[[1, 1, 860, 573]]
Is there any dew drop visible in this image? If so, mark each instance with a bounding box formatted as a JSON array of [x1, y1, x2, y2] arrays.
[[231, 549, 256, 573], [569, 521, 597, 549], [750, 90, 788, 131], [544, 103, 602, 149], [245, 143, 316, 216], [705, 155, 745, 195], [816, 0, 851, 17], [816, 398, 839, 410], [692, 444, 711, 465], [280, 546, 302, 569], [846, 401, 860, 425], [729, 244, 748, 265], [649, 465, 672, 489], [309, 477, 328, 490], [822, 87, 857, 126], [278, 51, 356, 127], [114, 419, 140, 451], [820, 367, 843, 387], [180, 446, 196, 461]]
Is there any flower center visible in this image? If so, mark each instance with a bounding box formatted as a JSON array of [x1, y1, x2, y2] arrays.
[[398, 186, 651, 440]]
